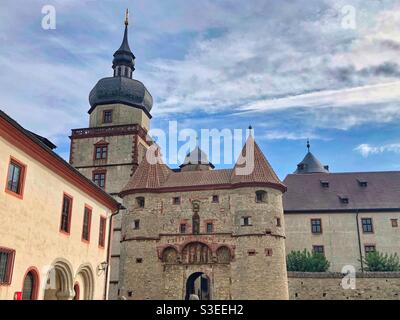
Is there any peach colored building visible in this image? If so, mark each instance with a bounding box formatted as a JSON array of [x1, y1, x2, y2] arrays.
[[0, 110, 120, 300]]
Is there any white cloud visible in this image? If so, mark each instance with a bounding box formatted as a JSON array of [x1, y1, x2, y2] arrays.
[[355, 143, 400, 157]]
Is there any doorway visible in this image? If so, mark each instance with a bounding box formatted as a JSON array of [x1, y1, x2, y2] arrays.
[[185, 272, 211, 300]]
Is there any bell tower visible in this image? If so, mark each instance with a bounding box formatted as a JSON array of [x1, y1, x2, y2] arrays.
[[69, 10, 153, 299]]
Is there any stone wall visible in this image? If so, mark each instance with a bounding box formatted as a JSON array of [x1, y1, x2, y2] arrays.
[[288, 272, 400, 300], [119, 187, 289, 300]]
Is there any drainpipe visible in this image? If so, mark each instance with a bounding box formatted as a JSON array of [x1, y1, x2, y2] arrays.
[[355, 209, 364, 272], [103, 203, 125, 300]]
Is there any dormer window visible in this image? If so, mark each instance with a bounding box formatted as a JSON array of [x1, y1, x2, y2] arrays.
[[255, 190, 267, 203], [136, 197, 145, 208], [297, 164, 306, 171], [358, 180, 368, 188], [320, 180, 329, 188], [103, 110, 113, 124], [339, 196, 349, 204]]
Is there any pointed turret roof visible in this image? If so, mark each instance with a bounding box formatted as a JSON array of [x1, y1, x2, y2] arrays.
[[231, 135, 285, 190], [295, 140, 329, 174], [180, 146, 215, 169], [122, 147, 172, 192], [120, 134, 286, 195], [112, 9, 135, 71]]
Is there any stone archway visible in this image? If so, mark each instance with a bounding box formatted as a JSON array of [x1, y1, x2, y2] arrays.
[[44, 259, 74, 300], [75, 264, 95, 300], [185, 272, 211, 300]]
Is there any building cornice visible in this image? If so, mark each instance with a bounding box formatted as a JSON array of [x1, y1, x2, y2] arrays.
[[0, 115, 120, 211]]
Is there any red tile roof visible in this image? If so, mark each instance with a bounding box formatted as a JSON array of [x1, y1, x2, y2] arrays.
[[121, 136, 285, 195]]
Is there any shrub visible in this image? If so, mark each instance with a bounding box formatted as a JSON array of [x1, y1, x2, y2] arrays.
[[363, 251, 400, 272], [286, 249, 330, 272]]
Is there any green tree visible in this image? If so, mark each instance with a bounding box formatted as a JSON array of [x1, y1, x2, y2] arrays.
[[286, 249, 330, 272], [363, 251, 400, 272]]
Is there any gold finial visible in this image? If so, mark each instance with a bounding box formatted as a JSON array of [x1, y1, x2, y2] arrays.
[[125, 8, 129, 26]]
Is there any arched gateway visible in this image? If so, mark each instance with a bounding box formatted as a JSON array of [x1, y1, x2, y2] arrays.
[[185, 272, 211, 300]]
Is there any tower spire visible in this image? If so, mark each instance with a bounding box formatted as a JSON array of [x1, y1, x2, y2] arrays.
[[125, 8, 129, 26], [112, 9, 135, 78], [307, 139, 310, 152]]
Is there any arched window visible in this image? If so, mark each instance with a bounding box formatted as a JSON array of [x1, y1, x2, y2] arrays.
[[192, 213, 200, 234], [162, 247, 178, 264], [22, 269, 39, 300], [255, 190, 267, 203]]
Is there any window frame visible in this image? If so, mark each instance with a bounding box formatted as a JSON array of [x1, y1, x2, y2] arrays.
[[102, 110, 113, 124], [312, 245, 325, 256], [81, 205, 92, 243], [240, 216, 252, 227], [5, 156, 27, 199], [255, 190, 267, 203], [364, 244, 376, 255], [180, 223, 187, 234], [98, 216, 107, 248], [0, 247, 16, 286], [136, 197, 145, 209], [21, 267, 39, 300], [59, 193, 73, 235], [212, 195, 219, 203], [133, 219, 140, 230], [311, 219, 322, 234], [206, 222, 214, 234], [361, 218, 374, 234], [94, 144, 108, 161], [172, 197, 181, 205], [391, 219, 398, 228], [92, 170, 107, 189]]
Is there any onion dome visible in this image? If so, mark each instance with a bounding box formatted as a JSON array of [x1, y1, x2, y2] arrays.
[[88, 9, 153, 117]]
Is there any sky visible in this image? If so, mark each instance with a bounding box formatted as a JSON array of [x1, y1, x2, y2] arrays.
[[1, 0, 400, 179]]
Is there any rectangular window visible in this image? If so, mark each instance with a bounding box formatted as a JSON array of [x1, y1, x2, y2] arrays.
[[311, 219, 322, 234], [361, 218, 374, 233], [365, 245, 376, 255], [212, 195, 219, 203], [103, 110, 113, 124], [82, 206, 92, 242], [94, 145, 108, 160], [136, 197, 145, 208], [173, 197, 181, 205], [180, 223, 187, 234], [240, 216, 252, 226], [133, 220, 140, 230], [93, 172, 106, 189], [391, 219, 398, 228], [0, 248, 15, 285], [206, 223, 214, 233], [60, 194, 73, 234], [276, 218, 281, 227], [99, 216, 106, 248], [313, 245, 325, 256], [6, 158, 26, 198]]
